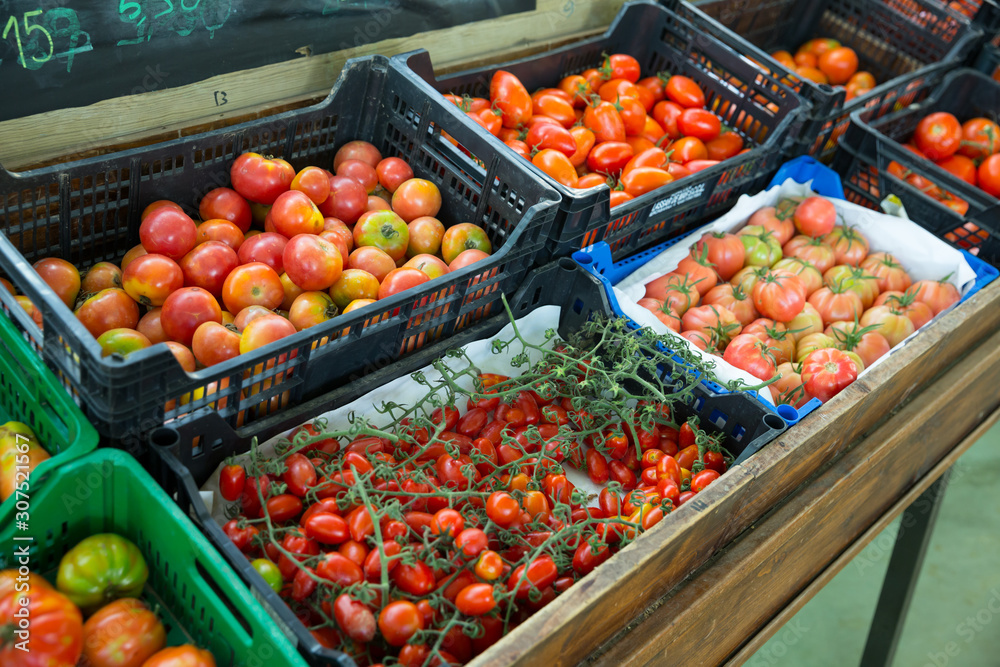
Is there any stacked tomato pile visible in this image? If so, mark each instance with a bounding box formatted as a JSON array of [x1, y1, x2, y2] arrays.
[[637, 195, 961, 405], [217, 318, 731, 666], [12, 143, 493, 371], [442, 54, 747, 206], [888, 113, 1000, 212], [0, 534, 214, 667], [770, 38, 874, 99]]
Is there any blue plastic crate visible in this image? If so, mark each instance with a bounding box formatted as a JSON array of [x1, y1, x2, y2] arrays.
[[574, 156, 998, 426]]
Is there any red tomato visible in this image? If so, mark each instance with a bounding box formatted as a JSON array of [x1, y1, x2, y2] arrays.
[[909, 278, 960, 315], [336, 159, 379, 193], [669, 136, 708, 162], [122, 254, 183, 306], [199, 187, 252, 232], [290, 166, 332, 204], [705, 132, 745, 161], [319, 175, 368, 224], [977, 154, 1000, 197], [583, 101, 626, 143], [222, 263, 284, 314], [348, 246, 396, 282], [695, 232, 745, 281], [678, 108, 721, 141], [817, 47, 858, 85], [455, 584, 496, 616], [160, 287, 222, 346], [491, 70, 533, 128], [196, 219, 244, 251], [136, 309, 168, 346], [587, 142, 635, 175], [230, 152, 295, 204], [723, 333, 777, 380], [283, 235, 343, 291], [800, 348, 858, 402], [334, 140, 382, 170], [376, 157, 415, 193], [379, 601, 424, 647], [682, 304, 742, 344], [191, 321, 241, 366], [665, 75, 705, 108], [861, 252, 912, 293], [392, 179, 442, 223], [525, 122, 577, 157], [914, 112, 963, 161], [621, 167, 673, 197], [752, 271, 805, 323], [958, 118, 1000, 160], [0, 584, 82, 667], [378, 267, 430, 299], [533, 149, 578, 187], [31, 257, 80, 309], [936, 154, 977, 186], [238, 232, 288, 274], [794, 197, 837, 237], [691, 469, 720, 493], [333, 594, 376, 643], [270, 190, 324, 237], [179, 241, 239, 298], [219, 463, 246, 501], [140, 207, 198, 260], [75, 288, 140, 337]]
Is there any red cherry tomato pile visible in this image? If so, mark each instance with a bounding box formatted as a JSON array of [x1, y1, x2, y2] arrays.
[[13, 143, 495, 372], [217, 316, 733, 666], [637, 195, 961, 405], [442, 53, 749, 207], [769, 38, 873, 100], [887, 112, 1000, 213]]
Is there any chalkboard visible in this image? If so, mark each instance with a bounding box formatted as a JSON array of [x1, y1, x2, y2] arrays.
[[0, 0, 536, 122]]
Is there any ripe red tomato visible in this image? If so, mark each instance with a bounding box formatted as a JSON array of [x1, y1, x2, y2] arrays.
[[33, 257, 81, 308], [376, 157, 415, 193], [334, 140, 382, 170], [122, 254, 183, 306], [723, 333, 777, 380], [936, 154, 977, 186], [525, 121, 577, 157], [230, 152, 295, 204], [75, 288, 140, 337], [669, 136, 708, 162], [318, 175, 368, 224], [583, 101, 626, 143], [283, 235, 343, 291], [605, 53, 641, 83], [81, 598, 166, 667], [665, 75, 705, 108], [914, 112, 963, 161], [179, 241, 240, 297], [508, 555, 558, 599], [801, 347, 858, 402], [196, 219, 245, 251], [222, 263, 284, 314], [691, 469, 720, 493], [392, 179, 442, 223], [455, 583, 496, 616], [161, 287, 222, 346], [817, 46, 858, 84], [491, 70, 533, 128], [348, 246, 396, 282], [191, 321, 241, 366], [238, 232, 288, 274], [532, 149, 578, 187], [337, 159, 379, 193], [0, 584, 83, 667], [290, 166, 332, 204], [695, 232, 745, 280], [140, 645, 216, 667], [239, 313, 296, 354], [977, 154, 1000, 197], [333, 594, 376, 643], [958, 118, 1000, 160], [793, 197, 837, 237], [379, 601, 424, 647], [752, 271, 805, 322], [199, 187, 252, 232], [270, 190, 324, 237], [678, 108, 721, 141], [219, 463, 246, 501], [140, 207, 198, 260], [705, 132, 745, 161]]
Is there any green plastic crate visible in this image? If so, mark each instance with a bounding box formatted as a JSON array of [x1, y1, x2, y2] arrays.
[[0, 309, 98, 516], [0, 449, 308, 667]]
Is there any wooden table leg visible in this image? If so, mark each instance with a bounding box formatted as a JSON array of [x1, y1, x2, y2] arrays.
[[859, 470, 951, 667]]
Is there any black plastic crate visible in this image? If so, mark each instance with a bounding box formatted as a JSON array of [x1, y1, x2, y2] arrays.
[[145, 259, 786, 667], [393, 0, 805, 264], [833, 68, 1000, 265], [679, 0, 989, 160], [0, 56, 560, 441]]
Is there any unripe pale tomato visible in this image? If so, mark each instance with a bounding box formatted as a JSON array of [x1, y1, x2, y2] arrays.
[[289, 291, 339, 330], [329, 269, 380, 309], [402, 255, 449, 281], [354, 211, 409, 261], [441, 223, 491, 264], [97, 328, 151, 358]]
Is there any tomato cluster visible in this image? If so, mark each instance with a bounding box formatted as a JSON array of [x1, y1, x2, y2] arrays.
[[13, 144, 494, 375], [888, 113, 1000, 211], [217, 320, 731, 666], [442, 54, 747, 207], [770, 38, 871, 99], [0, 534, 213, 667], [638, 195, 961, 405]]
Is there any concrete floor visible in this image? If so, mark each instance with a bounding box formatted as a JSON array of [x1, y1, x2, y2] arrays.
[[749, 422, 1000, 667]]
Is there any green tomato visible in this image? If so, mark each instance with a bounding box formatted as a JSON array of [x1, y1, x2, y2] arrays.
[[56, 533, 148, 612], [739, 225, 782, 267], [251, 558, 283, 593]]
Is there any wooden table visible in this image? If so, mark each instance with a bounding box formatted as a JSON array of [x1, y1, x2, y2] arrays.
[[469, 280, 1000, 667]]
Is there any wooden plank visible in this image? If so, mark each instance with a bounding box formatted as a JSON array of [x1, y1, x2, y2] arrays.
[[467, 280, 1000, 667], [723, 406, 1000, 667], [0, 0, 623, 171], [585, 327, 1000, 667]]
